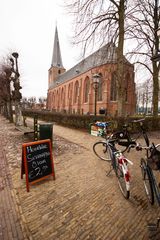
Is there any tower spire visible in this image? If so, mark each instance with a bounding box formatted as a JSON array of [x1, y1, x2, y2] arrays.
[[51, 26, 64, 68]]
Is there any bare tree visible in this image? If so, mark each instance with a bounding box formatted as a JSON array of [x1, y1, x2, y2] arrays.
[[28, 97, 37, 109], [65, 0, 137, 116], [128, 0, 160, 116], [136, 79, 152, 115], [38, 97, 46, 109], [0, 62, 13, 122]]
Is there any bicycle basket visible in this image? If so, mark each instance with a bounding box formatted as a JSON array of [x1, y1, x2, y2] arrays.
[[147, 147, 160, 170]]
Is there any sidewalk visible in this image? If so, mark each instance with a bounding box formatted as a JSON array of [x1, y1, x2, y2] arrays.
[[0, 117, 28, 240], [1, 115, 160, 239]]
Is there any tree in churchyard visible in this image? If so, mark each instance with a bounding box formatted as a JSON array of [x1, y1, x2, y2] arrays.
[[128, 0, 160, 116], [136, 79, 152, 115], [28, 97, 36, 109], [38, 97, 46, 109], [65, 0, 136, 117]]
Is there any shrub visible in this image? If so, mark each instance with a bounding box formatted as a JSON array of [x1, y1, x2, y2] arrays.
[[22, 109, 160, 132]]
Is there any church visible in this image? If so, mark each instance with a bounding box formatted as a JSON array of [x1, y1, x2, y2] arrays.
[[47, 27, 136, 116]]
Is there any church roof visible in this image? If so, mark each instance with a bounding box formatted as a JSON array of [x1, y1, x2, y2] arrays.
[[49, 42, 132, 89], [51, 26, 64, 68]]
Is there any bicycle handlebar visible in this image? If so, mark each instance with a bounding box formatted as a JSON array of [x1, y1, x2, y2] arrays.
[[127, 142, 152, 153]]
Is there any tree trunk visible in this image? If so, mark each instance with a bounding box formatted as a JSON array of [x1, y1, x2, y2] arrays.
[[7, 101, 13, 123], [117, 0, 125, 117], [152, 62, 159, 116], [14, 100, 23, 126]]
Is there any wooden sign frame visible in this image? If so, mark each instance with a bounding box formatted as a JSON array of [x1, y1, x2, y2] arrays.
[[21, 139, 55, 192]]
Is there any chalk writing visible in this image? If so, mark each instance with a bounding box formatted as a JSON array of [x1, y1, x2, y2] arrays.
[[22, 139, 55, 192]]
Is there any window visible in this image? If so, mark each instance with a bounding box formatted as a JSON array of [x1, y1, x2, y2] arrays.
[[97, 74, 102, 101], [49, 71, 52, 84], [110, 72, 117, 101], [68, 83, 73, 105], [84, 77, 90, 103], [61, 87, 65, 107], [74, 81, 79, 103]]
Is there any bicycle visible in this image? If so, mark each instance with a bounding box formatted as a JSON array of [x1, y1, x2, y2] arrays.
[[92, 121, 113, 161], [137, 143, 160, 206], [92, 120, 136, 161], [113, 119, 160, 230], [135, 143, 160, 233], [111, 119, 160, 205], [104, 138, 133, 199], [93, 129, 133, 199]]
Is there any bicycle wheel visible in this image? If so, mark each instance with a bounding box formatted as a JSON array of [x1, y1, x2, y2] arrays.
[[93, 141, 111, 161], [140, 158, 154, 205], [115, 158, 130, 199]]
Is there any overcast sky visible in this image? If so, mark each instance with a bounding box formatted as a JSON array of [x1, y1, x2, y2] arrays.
[[0, 0, 80, 99]]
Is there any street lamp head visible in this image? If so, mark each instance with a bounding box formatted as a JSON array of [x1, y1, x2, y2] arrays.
[[12, 52, 19, 59]]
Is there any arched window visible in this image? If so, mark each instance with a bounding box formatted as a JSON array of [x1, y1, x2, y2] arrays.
[[84, 77, 90, 103], [51, 92, 54, 108], [74, 81, 79, 103], [97, 73, 102, 101], [49, 71, 52, 85], [110, 72, 117, 101], [61, 87, 65, 108], [56, 90, 59, 108], [53, 92, 56, 109], [68, 83, 73, 105]]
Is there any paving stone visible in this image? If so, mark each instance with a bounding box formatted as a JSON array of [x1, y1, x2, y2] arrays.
[[1, 115, 160, 239]]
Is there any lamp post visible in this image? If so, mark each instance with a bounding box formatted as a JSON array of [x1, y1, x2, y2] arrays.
[[10, 52, 23, 126], [92, 73, 100, 116]]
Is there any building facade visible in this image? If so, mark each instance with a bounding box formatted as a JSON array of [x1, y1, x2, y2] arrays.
[[47, 27, 136, 116]]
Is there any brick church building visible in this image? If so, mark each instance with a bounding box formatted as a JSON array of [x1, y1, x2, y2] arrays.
[[47, 27, 136, 116]]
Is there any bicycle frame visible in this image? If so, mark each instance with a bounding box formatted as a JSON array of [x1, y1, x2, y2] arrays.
[[147, 164, 160, 206], [117, 119, 150, 154], [107, 140, 133, 197], [140, 144, 160, 206]]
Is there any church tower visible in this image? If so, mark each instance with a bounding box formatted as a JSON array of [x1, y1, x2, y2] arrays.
[[48, 26, 66, 87]]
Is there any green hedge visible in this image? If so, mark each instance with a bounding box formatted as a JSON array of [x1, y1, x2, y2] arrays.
[[22, 109, 160, 132]]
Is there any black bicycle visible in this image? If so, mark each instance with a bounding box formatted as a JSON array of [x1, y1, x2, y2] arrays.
[[136, 143, 160, 233], [93, 119, 160, 228], [93, 120, 137, 161], [139, 143, 160, 206]]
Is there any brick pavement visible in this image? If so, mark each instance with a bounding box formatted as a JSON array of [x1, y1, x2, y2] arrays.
[[1, 115, 160, 239], [0, 118, 28, 239]]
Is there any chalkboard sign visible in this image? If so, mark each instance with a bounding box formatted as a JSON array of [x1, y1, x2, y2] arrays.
[[21, 139, 55, 192]]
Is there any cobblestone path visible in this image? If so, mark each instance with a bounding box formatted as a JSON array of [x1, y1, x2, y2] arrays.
[[1, 115, 160, 239], [0, 118, 27, 240]]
